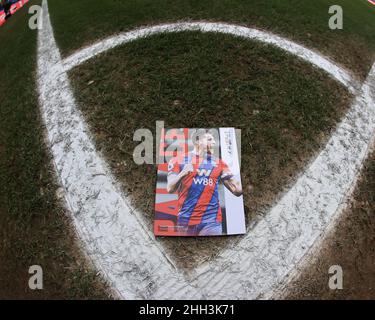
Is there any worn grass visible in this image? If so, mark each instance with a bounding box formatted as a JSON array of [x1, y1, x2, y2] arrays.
[[49, 0, 375, 78], [70, 31, 352, 268], [286, 149, 375, 299], [0, 0, 373, 297], [0, 0, 110, 299]]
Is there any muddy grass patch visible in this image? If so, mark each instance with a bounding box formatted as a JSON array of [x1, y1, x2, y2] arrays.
[[69, 31, 352, 269], [0, 1, 110, 299], [285, 148, 375, 299]]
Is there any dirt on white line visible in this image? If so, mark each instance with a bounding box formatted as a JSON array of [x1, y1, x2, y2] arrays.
[[38, 0, 375, 300]]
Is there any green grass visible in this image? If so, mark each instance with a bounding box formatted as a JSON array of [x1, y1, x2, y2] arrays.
[[0, 1, 109, 299], [286, 150, 375, 299], [49, 0, 375, 78], [0, 0, 373, 296], [70, 31, 351, 268]]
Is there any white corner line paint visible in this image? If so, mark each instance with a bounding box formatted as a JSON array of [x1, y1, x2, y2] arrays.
[[38, 0, 197, 300], [61, 23, 359, 94], [38, 0, 375, 299]]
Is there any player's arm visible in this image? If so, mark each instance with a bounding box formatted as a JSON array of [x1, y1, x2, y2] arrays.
[[220, 160, 243, 197], [223, 177, 243, 197], [167, 163, 194, 193]]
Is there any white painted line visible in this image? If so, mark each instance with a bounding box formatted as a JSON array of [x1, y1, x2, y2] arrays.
[[192, 62, 375, 299], [62, 23, 359, 94], [37, 0, 199, 299], [38, 0, 375, 299]]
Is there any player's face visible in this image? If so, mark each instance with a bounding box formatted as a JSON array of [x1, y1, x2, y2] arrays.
[[199, 133, 216, 154]]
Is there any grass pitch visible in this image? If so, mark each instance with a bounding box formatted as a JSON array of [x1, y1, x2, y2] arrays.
[[70, 31, 351, 267], [0, 0, 374, 298], [286, 149, 375, 299], [0, 0, 109, 299], [49, 0, 375, 78]]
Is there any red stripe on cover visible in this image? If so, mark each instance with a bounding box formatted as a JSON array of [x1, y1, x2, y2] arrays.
[[155, 200, 178, 216], [156, 188, 171, 195], [177, 171, 196, 211], [187, 165, 221, 226], [177, 155, 205, 213], [216, 206, 222, 223]]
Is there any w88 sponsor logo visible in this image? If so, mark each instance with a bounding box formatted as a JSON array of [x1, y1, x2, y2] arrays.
[[193, 177, 214, 186]]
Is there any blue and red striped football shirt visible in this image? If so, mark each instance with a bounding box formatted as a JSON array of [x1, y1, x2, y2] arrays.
[[168, 152, 233, 226]]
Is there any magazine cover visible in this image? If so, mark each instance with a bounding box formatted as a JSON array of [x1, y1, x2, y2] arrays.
[[154, 128, 246, 236]]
